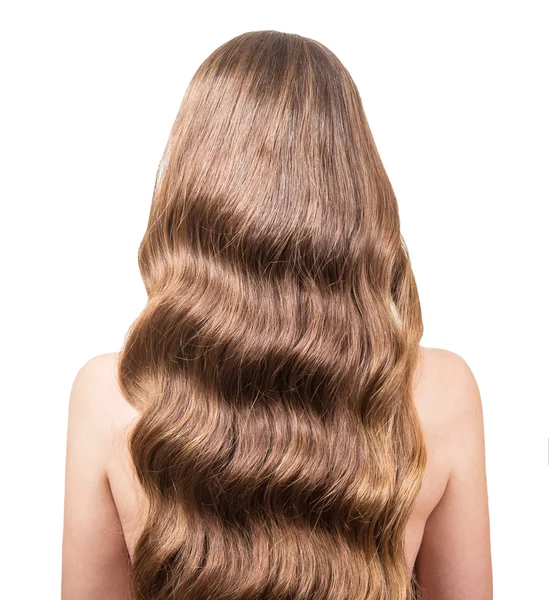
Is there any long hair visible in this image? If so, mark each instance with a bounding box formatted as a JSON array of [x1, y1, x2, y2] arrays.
[[117, 30, 427, 600]]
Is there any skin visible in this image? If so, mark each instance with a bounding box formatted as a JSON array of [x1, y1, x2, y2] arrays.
[[61, 346, 492, 599]]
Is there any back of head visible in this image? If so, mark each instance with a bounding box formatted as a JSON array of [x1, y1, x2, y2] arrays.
[[118, 30, 426, 600]]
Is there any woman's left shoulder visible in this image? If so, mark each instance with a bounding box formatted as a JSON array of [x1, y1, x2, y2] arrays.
[[68, 352, 137, 445]]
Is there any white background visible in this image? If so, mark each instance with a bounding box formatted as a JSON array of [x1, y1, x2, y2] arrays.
[[1, 1, 547, 597]]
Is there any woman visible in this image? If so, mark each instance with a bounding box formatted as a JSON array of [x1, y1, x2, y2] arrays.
[[62, 30, 492, 600]]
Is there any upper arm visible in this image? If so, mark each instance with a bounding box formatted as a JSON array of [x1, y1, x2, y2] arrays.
[[62, 353, 132, 600], [415, 350, 492, 600]]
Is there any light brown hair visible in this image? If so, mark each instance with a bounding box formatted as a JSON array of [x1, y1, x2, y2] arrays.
[[118, 30, 427, 600]]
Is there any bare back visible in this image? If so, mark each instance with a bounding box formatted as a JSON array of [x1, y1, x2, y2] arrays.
[[62, 346, 492, 599]]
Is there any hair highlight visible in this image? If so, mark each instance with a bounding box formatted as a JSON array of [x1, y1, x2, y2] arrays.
[[118, 30, 427, 600]]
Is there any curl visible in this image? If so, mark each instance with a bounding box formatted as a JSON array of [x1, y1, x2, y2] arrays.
[[118, 30, 426, 600]]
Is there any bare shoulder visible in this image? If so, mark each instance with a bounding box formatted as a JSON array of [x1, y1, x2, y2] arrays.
[[63, 352, 139, 597], [67, 351, 141, 480], [414, 345, 484, 441], [69, 352, 139, 435], [71, 351, 123, 397], [406, 345, 487, 532], [412, 347, 492, 597]]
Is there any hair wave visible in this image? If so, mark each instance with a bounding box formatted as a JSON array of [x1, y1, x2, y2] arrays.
[[118, 30, 427, 600]]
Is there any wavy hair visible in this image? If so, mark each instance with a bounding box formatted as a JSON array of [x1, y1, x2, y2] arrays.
[[117, 30, 427, 600]]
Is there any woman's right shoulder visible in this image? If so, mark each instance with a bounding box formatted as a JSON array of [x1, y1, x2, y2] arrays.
[[413, 347, 492, 596], [413, 345, 487, 513], [415, 346, 484, 435]]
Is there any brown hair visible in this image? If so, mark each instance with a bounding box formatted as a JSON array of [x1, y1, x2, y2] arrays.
[[118, 30, 427, 600]]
